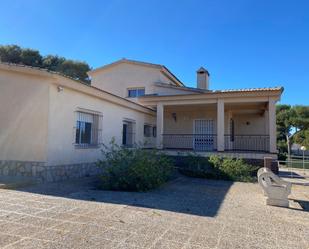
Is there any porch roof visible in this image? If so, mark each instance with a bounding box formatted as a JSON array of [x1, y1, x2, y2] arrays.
[[139, 86, 283, 106]]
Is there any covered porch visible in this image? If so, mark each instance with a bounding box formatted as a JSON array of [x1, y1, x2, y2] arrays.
[[139, 88, 281, 157], [161, 103, 271, 153]]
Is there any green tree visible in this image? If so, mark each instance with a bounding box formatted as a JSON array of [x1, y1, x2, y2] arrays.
[[20, 48, 42, 67], [0, 44, 91, 83], [0, 45, 22, 63], [57, 60, 91, 83], [276, 104, 309, 157], [42, 55, 65, 71]]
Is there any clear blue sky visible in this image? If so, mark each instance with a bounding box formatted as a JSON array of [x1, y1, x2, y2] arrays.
[[1, 0, 308, 105]]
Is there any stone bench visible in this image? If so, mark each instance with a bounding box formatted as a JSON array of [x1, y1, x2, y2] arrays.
[[257, 167, 291, 207]]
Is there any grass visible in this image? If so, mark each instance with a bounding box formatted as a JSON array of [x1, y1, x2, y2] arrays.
[[279, 159, 309, 169]]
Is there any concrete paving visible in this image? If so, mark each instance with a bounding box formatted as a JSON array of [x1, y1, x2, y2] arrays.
[[0, 176, 308, 249]]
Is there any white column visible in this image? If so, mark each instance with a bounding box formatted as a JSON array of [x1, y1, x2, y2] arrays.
[[217, 99, 225, 151], [268, 99, 277, 153], [156, 103, 164, 149]]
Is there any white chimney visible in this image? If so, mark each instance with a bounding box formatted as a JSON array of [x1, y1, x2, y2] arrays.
[[196, 67, 210, 90]]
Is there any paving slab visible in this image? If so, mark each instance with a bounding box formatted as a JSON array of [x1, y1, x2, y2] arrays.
[[0, 176, 307, 249]]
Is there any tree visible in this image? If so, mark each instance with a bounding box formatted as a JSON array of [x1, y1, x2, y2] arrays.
[[276, 104, 309, 157], [42, 55, 65, 71], [0, 44, 91, 83], [57, 60, 91, 83], [20, 48, 42, 67], [0, 45, 22, 63]]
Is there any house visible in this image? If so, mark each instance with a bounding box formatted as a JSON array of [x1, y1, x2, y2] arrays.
[[0, 59, 283, 182]]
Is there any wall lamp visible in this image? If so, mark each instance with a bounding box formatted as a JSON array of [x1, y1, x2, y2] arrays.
[[57, 86, 64, 92]]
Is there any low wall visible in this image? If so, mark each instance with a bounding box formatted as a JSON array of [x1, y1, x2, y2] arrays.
[[0, 160, 102, 182]]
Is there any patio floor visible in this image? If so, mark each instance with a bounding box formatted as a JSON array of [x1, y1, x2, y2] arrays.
[[0, 176, 308, 249]]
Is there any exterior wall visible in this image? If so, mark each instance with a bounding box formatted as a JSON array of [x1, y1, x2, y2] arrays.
[[0, 160, 101, 182], [163, 106, 267, 135], [163, 105, 217, 134], [90, 63, 174, 99], [47, 81, 156, 166], [154, 85, 200, 96], [233, 113, 267, 135], [0, 69, 49, 162]]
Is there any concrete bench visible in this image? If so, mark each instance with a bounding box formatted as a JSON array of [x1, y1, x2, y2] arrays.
[[257, 167, 291, 207]]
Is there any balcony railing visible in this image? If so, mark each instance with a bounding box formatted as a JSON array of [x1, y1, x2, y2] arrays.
[[162, 134, 270, 152], [224, 135, 270, 152], [163, 134, 217, 151]]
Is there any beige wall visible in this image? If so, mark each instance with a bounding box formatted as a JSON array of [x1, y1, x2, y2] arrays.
[[164, 105, 217, 134], [154, 85, 200, 96], [233, 113, 267, 135], [163, 105, 267, 136], [47, 81, 156, 166], [90, 63, 174, 99], [0, 70, 50, 162]]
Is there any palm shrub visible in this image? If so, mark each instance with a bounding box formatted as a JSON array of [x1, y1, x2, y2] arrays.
[[97, 139, 173, 191]]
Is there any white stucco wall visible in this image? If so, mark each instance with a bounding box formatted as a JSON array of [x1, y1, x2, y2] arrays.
[[0, 70, 50, 162], [47, 82, 156, 166], [90, 63, 175, 99]]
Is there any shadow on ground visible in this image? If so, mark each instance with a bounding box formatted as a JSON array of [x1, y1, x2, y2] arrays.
[[16, 175, 233, 217], [290, 199, 309, 212]]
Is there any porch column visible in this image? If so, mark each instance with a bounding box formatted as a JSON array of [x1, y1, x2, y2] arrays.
[[217, 99, 225, 151], [268, 99, 277, 153], [156, 103, 164, 149]]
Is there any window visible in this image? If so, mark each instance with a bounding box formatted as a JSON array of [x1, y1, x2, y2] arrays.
[[230, 118, 235, 142], [127, 88, 145, 98], [75, 111, 102, 147], [144, 124, 152, 137], [122, 120, 135, 147], [153, 126, 157, 137]]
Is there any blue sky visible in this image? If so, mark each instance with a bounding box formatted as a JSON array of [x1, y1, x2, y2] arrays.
[[0, 0, 308, 105]]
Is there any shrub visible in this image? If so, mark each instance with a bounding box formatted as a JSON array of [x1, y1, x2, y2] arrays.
[[97, 139, 173, 191], [178, 154, 258, 182], [175, 153, 221, 179], [209, 155, 258, 182]]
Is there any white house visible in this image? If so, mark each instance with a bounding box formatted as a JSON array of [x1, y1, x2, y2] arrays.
[[0, 59, 283, 181]]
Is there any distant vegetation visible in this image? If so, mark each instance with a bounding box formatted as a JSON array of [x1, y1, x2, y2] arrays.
[[0, 44, 91, 84], [276, 104, 309, 159]]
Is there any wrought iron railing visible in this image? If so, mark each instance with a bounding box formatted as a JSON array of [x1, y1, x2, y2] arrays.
[[224, 135, 270, 152], [162, 134, 270, 152], [163, 134, 217, 151]]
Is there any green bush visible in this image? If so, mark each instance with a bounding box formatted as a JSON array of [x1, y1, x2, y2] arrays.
[[209, 156, 258, 182], [175, 153, 221, 179], [178, 154, 258, 182], [97, 139, 173, 191]]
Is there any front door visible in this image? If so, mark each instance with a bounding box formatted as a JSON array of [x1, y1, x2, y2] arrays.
[[194, 119, 214, 151]]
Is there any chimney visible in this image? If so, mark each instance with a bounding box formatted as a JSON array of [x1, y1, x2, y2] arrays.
[[196, 67, 210, 90]]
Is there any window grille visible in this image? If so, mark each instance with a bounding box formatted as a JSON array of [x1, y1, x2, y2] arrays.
[[74, 111, 102, 148]]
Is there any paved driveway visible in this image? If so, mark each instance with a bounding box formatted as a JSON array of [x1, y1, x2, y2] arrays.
[[0, 176, 308, 249]]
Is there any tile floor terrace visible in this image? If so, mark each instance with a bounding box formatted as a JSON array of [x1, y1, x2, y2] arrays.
[[0, 176, 308, 249]]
